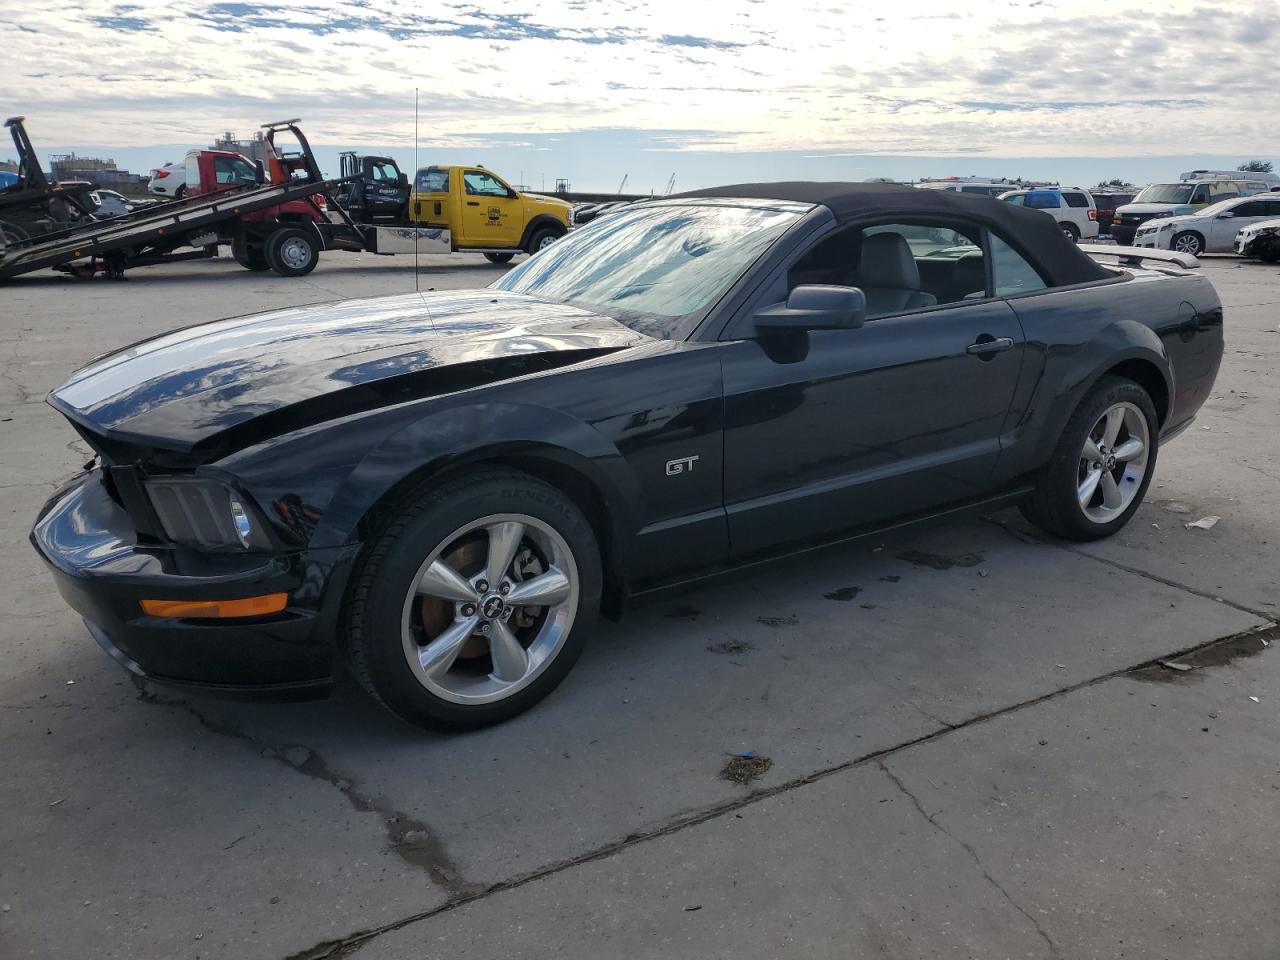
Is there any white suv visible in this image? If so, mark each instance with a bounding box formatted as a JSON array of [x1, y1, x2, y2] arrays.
[[998, 188, 1099, 242], [1134, 194, 1280, 255]]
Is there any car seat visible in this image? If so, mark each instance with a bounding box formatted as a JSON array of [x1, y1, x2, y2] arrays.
[[855, 233, 938, 315]]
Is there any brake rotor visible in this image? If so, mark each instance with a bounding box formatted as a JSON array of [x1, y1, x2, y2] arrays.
[[419, 536, 488, 659]]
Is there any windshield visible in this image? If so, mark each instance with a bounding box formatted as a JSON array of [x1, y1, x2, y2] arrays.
[[1195, 198, 1238, 218], [1134, 183, 1195, 205], [493, 202, 805, 338], [414, 168, 448, 192]]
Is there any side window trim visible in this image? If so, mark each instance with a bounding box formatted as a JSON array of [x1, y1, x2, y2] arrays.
[[986, 228, 1052, 300]]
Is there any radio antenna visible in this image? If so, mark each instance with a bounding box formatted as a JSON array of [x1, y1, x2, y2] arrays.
[[414, 87, 419, 293]]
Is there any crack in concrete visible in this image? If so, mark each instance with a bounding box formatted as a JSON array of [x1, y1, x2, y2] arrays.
[[983, 516, 1274, 621], [141, 693, 480, 901], [280, 620, 1279, 960], [877, 760, 1062, 959]]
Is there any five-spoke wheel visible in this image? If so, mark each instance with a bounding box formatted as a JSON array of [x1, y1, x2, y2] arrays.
[[346, 470, 600, 729], [1021, 376, 1159, 541], [403, 515, 579, 704]]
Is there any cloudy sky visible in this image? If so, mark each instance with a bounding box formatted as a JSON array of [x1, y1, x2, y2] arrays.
[[4, 0, 1278, 191]]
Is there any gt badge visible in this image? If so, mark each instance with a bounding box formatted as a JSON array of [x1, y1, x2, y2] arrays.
[[665, 455, 699, 476]]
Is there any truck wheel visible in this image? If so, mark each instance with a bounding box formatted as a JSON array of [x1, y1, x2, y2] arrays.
[[526, 227, 562, 255], [0, 220, 29, 247], [1020, 376, 1158, 542], [231, 233, 270, 271], [265, 227, 319, 277], [1058, 222, 1080, 243], [484, 252, 514, 264], [1172, 232, 1204, 256], [345, 468, 602, 729]]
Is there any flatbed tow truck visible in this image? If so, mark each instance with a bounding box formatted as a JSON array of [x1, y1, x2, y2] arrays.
[[0, 119, 514, 281]]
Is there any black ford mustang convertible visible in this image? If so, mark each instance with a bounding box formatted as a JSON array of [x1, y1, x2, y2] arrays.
[[32, 183, 1223, 728]]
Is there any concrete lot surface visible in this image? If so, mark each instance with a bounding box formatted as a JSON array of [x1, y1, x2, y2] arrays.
[[1, 253, 1278, 959]]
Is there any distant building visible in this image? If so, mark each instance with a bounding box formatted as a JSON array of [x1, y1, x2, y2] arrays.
[[49, 153, 147, 193], [0, 158, 17, 174], [210, 130, 273, 165]]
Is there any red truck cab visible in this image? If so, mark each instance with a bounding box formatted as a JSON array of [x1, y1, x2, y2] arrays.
[[182, 149, 324, 223]]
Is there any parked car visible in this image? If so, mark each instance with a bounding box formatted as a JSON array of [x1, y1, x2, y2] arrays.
[[1091, 192, 1133, 234], [998, 187, 1099, 242], [1134, 194, 1280, 255], [89, 189, 134, 218], [147, 161, 187, 198], [915, 179, 1014, 197], [1234, 217, 1280, 262], [31, 183, 1223, 730], [1112, 178, 1272, 244]]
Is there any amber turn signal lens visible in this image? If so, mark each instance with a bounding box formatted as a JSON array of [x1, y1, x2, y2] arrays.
[[139, 594, 288, 619]]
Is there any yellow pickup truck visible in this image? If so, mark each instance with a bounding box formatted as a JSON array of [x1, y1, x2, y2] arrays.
[[409, 166, 572, 263]]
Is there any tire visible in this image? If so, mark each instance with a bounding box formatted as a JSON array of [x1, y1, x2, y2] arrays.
[[1020, 376, 1159, 541], [265, 226, 319, 277], [1172, 231, 1204, 256], [174, 184, 187, 200], [1059, 222, 1080, 243], [484, 252, 515, 264], [230, 232, 270, 271], [0, 220, 29, 247], [526, 226, 562, 255], [345, 469, 602, 729], [1256, 244, 1279, 264]]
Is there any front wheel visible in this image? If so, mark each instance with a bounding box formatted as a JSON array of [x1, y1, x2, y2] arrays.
[[345, 469, 602, 729], [1172, 231, 1204, 256], [1020, 377, 1158, 541], [265, 226, 319, 277], [526, 227, 562, 255]]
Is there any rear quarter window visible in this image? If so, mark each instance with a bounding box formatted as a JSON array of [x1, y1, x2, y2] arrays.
[[1063, 192, 1091, 208]]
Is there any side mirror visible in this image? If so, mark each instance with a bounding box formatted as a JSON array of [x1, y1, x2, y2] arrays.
[[399, 172, 408, 187], [1217, 211, 1235, 219], [253, 159, 266, 184], [754, 285, 867, 332]]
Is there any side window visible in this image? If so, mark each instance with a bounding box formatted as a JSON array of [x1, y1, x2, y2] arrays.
[[1004, 194, 1026, 206], [1190, 184, 1211, 204], [415, 168, 448, 192], [785, 221, 986, 320], [463, 171, 510, 197], [990, 234, 1048, 297], [1063, 192, 1090, 208], [1233, 201, 1264, 217], [371, 162, 398, 181]]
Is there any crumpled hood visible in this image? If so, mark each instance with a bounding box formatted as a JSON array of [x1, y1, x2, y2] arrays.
[[49, 289, 649, 452]]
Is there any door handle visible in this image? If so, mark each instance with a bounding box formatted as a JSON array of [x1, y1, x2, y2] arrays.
[[466, 201, 480, 206], [966, 335, 1014, 359]]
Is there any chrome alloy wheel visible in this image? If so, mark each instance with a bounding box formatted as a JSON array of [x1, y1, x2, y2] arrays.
[[1173, 233, 1202, 255], [400, 514, 579, 704], [1077, 401, 1150, 523], [279, 236, 314, 270]]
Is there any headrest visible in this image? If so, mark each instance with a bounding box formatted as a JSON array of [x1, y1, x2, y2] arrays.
[[859, 232, 920, 289]]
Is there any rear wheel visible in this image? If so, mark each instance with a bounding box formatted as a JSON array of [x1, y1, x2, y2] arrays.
[[231, 232, 270, 271], [1172, 231, 1204, 256], [345, 469, 602, 729], [484, 252, 514, 264], [174, 184, 187, 200], [1020, 377, 1158, 541], [1059, 221, 1080, 243], [526, 227, 562, 255], [0, 220, 29, 247], [265, 226, 319, 277]]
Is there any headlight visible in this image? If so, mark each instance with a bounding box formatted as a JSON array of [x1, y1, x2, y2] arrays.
[[1259, 226, 1280, 237], [143, 476, 272, 550]]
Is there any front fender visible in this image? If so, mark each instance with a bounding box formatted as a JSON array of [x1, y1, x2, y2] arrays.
[[306, 401, 641, 552]]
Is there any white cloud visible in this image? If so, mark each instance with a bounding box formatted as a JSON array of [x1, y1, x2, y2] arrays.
[[4, 0, 1279, 158]]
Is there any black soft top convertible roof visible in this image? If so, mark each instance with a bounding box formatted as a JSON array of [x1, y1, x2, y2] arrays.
[[673, 181, 1112, 288]]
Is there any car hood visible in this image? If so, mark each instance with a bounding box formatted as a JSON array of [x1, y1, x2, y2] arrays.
[[1240, 217, 1280, 234], [49, 290, 651, 455], [1116, 202, 1195, 217], [1141, 214, 1200, 230]]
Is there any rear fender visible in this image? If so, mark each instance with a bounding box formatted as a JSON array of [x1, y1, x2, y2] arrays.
[[1027, 319, 1172, 465]]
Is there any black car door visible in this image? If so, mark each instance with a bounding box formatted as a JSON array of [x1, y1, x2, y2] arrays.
[[719, 220, 1027, 557]]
